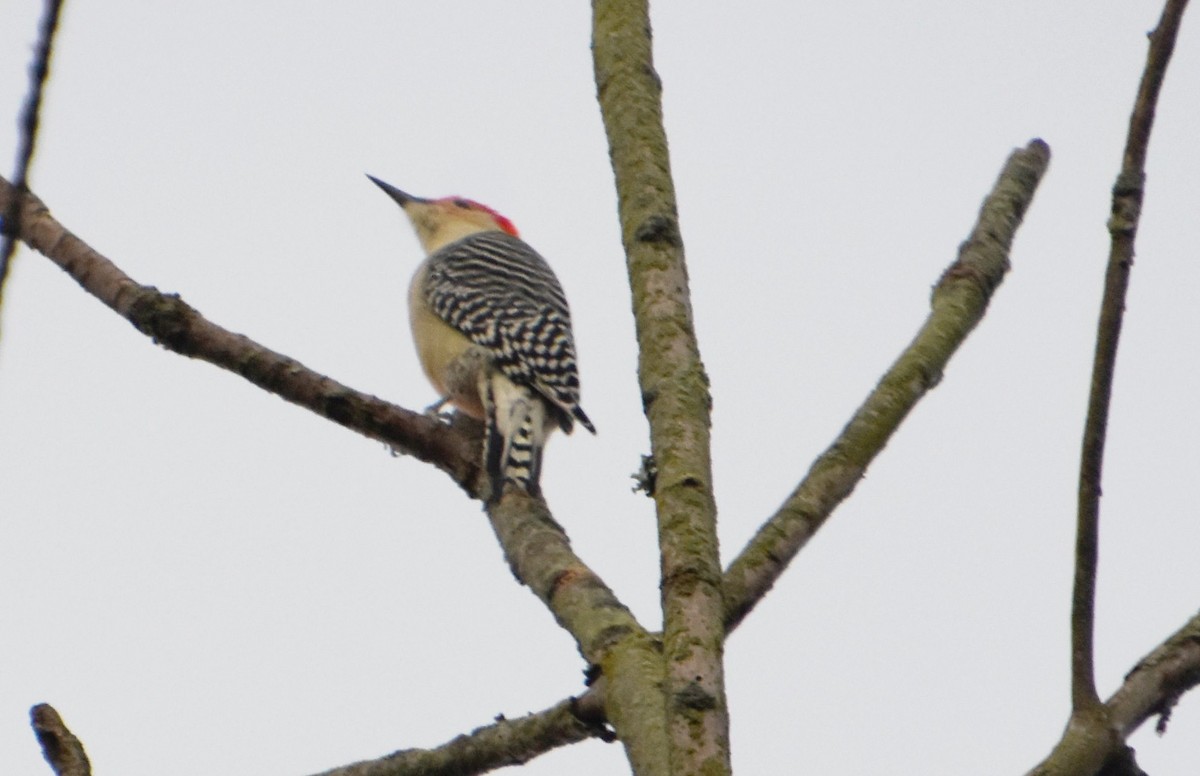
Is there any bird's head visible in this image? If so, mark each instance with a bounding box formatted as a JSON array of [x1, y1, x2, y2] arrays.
[[367, 175, 518, 253]]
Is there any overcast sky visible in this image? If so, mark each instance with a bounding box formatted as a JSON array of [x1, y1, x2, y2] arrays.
[[2, 2, 1199, 775]]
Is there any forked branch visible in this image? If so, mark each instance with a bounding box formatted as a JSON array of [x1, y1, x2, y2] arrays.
[[1071, 0, 1190, 715]]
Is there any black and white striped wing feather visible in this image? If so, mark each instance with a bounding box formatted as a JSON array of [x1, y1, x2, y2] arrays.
[[420, 231, 594, 434]]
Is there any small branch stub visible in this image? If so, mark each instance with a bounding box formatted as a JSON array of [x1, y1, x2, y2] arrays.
[[31, 704, 91, 776]]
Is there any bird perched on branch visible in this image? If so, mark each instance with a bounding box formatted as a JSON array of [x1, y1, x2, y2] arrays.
[[368, 175, 594, 499]]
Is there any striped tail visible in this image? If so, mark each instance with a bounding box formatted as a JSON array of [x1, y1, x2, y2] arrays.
[[483, 374, 550, 499]]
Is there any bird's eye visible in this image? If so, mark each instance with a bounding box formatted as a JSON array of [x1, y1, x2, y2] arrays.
[[453, 198, 472, 209]]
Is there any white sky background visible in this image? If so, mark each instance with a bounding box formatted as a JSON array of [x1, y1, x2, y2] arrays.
[[1, 2, 1198, 774]]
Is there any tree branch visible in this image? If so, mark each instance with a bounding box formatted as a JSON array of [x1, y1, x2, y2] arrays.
[[1024, 611, 1200, 776], [1072, 0, 1190, 715], [30, 705, 91, 776], [479, 137, 1055, 767], [722, 138, 1051, 631], [1026, 4, 1192, 773], [1108, 610, 1200, 738], [485, 490, 666, 775], [0, 176, 481, 491], [485, 493, 645, 663], [273, 416, 664, 773], [0, 172, 665, 776], [0, 174, 672, 775], [306, 694, 611, 776], [0, 0, 64, 330], [591, 1, 727, 773]]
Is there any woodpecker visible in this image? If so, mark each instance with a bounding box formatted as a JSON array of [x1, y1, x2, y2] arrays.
[[368, 175, 595, 499]]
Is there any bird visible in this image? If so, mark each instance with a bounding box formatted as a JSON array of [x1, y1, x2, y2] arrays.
[[368, 175, 594, 500]]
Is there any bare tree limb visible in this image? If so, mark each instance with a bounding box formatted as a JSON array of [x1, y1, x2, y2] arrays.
[[1024, 611, 1200, 776], [306, 695, 611, 776], [1072, 0, 1190, 715], [1025, 3, 1193, 774], [0, 177, 481, 491], [591, 1, 727, 773], [0, 174, 669, 775], [0, 172, 662, 776], [484, 492, 649, 665], [429, 137, 1054, 768], [484, 489, 666, 775], [30, 705, 91, 776], [1108, 610, 1200, 737], [432, 136, 1054, 771], [0, 0, 64, 334], [504, 605, 1200, 776], [722, 138, 1052, 631]]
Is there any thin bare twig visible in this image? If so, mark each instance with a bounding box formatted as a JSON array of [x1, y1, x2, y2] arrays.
[[1072, 0, 1190, 714], [0, 0, 65, 337]]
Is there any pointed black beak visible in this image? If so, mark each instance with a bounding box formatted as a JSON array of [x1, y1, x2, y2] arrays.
[[366, 174, 428, 207]]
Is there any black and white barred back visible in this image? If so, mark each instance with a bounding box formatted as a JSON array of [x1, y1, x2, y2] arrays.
[[421, 231, 595, 437]]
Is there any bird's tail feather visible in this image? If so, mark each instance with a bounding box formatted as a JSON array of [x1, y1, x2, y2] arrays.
[[483, 376, 547, 499]]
